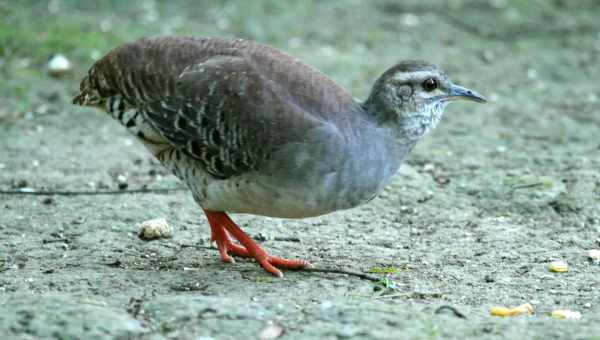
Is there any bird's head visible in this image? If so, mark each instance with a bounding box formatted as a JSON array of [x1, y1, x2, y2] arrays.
[[364, 60, 486, 140]]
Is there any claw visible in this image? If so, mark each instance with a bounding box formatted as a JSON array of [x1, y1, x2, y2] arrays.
[[204, 209, 311, 276]]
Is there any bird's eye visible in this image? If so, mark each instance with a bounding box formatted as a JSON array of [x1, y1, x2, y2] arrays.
[[422, 78, 438, 92]]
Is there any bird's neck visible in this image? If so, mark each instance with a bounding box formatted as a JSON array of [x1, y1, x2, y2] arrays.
[[348, 102, 420, 169], [360, 99, 444, 143], [326, 103, 417, 207]]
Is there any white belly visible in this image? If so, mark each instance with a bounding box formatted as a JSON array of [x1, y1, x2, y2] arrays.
[[154, 147, 340, 218]]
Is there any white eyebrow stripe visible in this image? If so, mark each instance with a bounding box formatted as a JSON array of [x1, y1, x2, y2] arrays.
[[391, 71, 440, 83]]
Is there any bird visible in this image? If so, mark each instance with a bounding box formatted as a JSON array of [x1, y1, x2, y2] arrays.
[[73, 36, 486, 277]]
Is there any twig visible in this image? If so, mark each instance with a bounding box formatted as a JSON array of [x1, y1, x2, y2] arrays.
[[305, 267, 380, 282], [434, 305, 468, 319], [178, 243, 214, 251], [178, 243, 380, 281], [512, 182, 544, 190], [0, 187, 187, 196], [273, 236, 301, 243], [372, 292, 410, 300], [253, 234, 302, 243], [510, 182, 544, 194], [42, 238, 70, 244]]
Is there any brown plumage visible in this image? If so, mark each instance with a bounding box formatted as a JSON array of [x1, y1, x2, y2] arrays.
[[74, 36, 356, 179]]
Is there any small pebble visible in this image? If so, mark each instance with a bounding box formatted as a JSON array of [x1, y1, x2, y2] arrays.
[[551, 310, 582, 320], [548, 260, 568, 273], [481, 49, 495, 64], [490, 303, 534, 317], [422, 163, 435, 172], [399, 13, 420, 27], [587, 249, 600, 263], [47, 54, 72, 77], [117, 174, 128, 190], [526, 68, 538, 80], [258, 321, 283, 340], [14, 179, 29, 188], [138, 218, 173, 240]]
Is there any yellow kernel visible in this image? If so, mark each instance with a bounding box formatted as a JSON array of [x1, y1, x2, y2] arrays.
[[490, 303, 534, 317], [490, 307, 512, 317], [548, 260, 568, 273], [551, 309, 582, 320]]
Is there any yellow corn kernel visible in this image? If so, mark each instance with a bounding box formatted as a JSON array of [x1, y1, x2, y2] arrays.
[[551, 310, 582, 320], [548, 260, 568, 273], [490, 303, 534, 317], [490, 307, 513, 317]]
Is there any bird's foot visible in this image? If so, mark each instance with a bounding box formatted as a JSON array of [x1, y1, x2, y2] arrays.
[[253, 255, 312, 278], [204, 209, 312, 277], [209, 221, 250, 263]]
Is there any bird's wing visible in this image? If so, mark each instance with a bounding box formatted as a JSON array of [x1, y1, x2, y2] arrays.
[[74, 37, 332, 179], [140, 55, 325, 178]]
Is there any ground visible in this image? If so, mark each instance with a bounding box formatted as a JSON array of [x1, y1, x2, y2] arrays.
[[1, 1, 599, 339]]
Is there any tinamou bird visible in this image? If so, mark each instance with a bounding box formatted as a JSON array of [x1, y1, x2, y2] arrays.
[[73, 36, 486, 277]]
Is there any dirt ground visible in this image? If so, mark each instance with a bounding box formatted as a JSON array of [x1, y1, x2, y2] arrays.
[[1, 1, 599, 339]]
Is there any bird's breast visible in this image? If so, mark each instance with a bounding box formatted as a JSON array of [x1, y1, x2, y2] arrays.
[[167, 121, 412, 219], [222, 123, 410, 218]]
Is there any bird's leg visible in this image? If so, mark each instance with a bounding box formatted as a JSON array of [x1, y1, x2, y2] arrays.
[[205, 210, 250, 262], [203, 209, 311, 277]]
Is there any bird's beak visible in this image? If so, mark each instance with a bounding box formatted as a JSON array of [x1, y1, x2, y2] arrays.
[[446, 84, 487, 103]]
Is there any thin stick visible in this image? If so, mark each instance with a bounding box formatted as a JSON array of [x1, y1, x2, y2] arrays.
[[160, 243, 388, 283], [305, 267, 380, 282], [272, 236, 301, 243], [372, 292, 410, 300], [0, 187, 187, 196], [178, 243, 213, 251], [434, 305, 467, 319], [511, 182, 544, 191], [178, 243, 380, 281], [42, 238, 70, 244]]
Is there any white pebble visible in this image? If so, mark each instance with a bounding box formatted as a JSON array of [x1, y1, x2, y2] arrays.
[[138, 218, 173, 240], [47, 54, 72, 77], [551, 309, 582, 320], [258, 322, 283, 340], [400, 13, 420, 27], [587, 249, 600, 263]]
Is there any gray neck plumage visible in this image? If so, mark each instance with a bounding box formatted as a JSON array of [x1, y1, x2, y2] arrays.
[[339, 103, 419, 200], [361, 96, 445, 143], [351, 99, 414, 160]]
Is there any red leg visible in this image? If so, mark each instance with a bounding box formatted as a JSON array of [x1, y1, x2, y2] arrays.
[[203, 209, 311, 277], [205, 211, 250, 262]]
